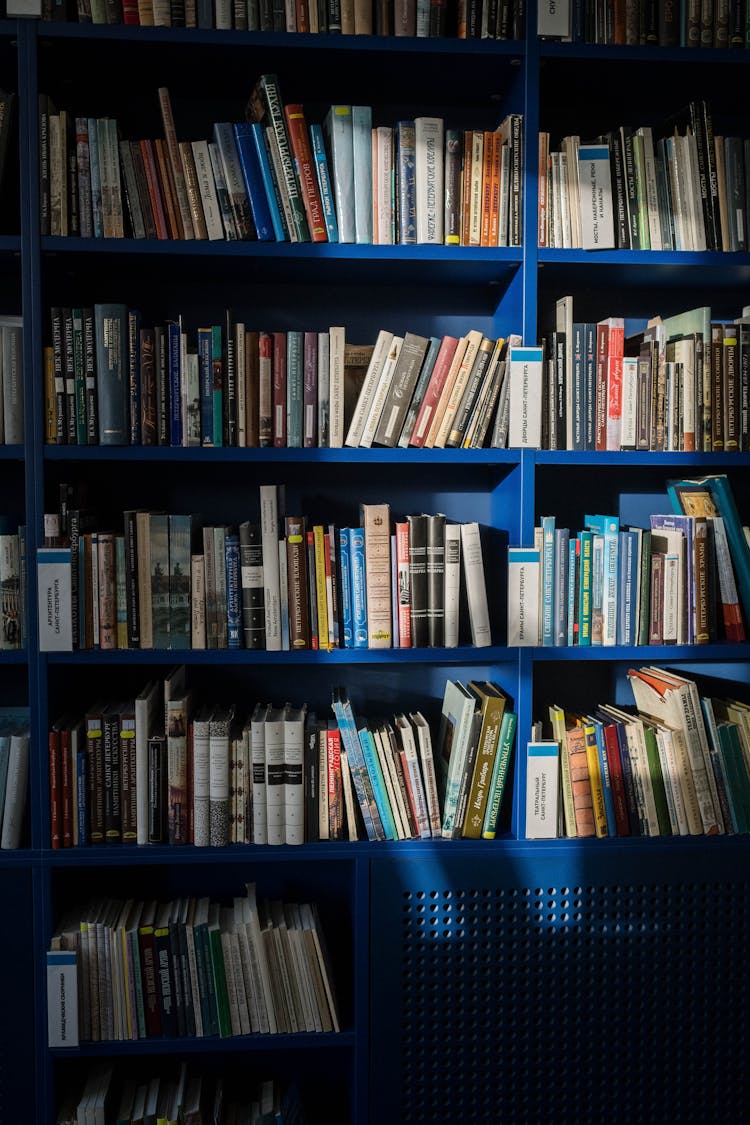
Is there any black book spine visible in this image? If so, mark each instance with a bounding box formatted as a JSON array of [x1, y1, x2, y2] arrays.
[[83, 307, 98, 444], [153, 919, 179, 1038], [63, 308, 77, 444], [148, 733, 167, 843], [239, 521, 265, 649], [155, 325, 169, 445], [169, 917, 187, 1038], [426, 513, 446, 648], [128, 309, 142, 445], [407, 514, 428, 647]]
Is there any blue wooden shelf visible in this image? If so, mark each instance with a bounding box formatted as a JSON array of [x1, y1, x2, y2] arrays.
[[45, 644, 513, 665]]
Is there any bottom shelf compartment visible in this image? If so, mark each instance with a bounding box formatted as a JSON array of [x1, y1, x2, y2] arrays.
[[52, 1048, 352, 1124], [0, 868, 36, 1123]]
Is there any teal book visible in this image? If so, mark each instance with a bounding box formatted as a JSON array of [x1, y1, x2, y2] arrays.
[[352, 105, 373, 244], [540, 514, 556, 646], [585, 514, 620, 646], [577, 529, 593, 645], [330, 686, 380, 841], [358, 724, 396, 840], [480, 709, 517, 840], [309, 122, 338, 243]]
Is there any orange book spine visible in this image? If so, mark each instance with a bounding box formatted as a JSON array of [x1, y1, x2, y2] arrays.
[[283, 104, 327, 243]]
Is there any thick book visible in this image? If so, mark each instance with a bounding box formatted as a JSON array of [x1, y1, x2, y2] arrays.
[[94, 303, 129, 444]]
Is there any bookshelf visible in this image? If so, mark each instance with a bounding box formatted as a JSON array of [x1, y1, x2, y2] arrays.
[[0, 9, 748, 1124]]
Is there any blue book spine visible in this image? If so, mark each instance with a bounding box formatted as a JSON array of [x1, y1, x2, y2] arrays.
[[586, 513, 620, 646], [325, 106, 355, 244], [350, 526, 368, 647], [617, 529, 638, 645], [705, 477, 750, 623], [309, 123, 339, 243], [167, 320, 182, 447], [351, 106, 373, 244], [339, 527, 354, 648], [286, 330, 304, 448], [553, 527, 570, 646], [233, 122, 274, 242], [330, 691, 379, 841], [395, 120, 417, 245], [94, 303, 129, 445], [248, 121, 287, 241], [225, 532, 241, 649], [541, 515, 556, 646], [590, 716, 617, 837], [197, 327, 213, 446], [359, 726, 396, 840]]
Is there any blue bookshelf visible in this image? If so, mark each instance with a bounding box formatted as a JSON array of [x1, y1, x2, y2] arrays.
[[0, 11, 748, 1125]]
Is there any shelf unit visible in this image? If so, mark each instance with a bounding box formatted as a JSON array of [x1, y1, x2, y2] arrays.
[[0, 12, 749, 1124]]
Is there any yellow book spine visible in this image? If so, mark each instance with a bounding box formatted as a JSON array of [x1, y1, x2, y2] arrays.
[[581, 719, 608, 837], [313, 525, 330, 651]]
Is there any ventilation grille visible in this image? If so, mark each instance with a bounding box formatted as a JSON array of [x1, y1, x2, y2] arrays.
[[372, 861, 750, 1125]]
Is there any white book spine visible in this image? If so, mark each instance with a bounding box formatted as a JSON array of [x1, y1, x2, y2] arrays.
[[443, 523, 461, 647], [260, 484, 282, 650], [284, 710, 305, 845], [192, 718, 211, 847], [508, 346, 544, 448], [345, 329, 394, 447], [415, 117, 445, 244], [264, 708, 285, 845], [577, 144, 615, 250], [507, 548, 540, 646], [359, 335, 403, 447], [191, 140, 224, 241], [525, 741, 559, 838], [460, 522, 491, 647]]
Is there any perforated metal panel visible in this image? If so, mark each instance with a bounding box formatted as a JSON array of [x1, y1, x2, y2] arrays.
[[370, 849, 750, 1125]]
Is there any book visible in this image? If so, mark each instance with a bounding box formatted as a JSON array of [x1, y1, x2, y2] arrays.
[[524, 741, 559, 839]]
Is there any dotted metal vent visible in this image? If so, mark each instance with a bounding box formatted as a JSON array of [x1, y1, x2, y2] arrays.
[[371, 855, 750, 1125]]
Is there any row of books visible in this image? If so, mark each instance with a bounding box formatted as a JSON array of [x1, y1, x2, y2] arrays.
[[41, 0, 526, 38], [540, 101, 750, 253], [508, 474, 750, 647], [47, 669, 516, 848], [47, 882, 340, 1044], [55, 1063, 305, 1125], [548, 297, 750, 453], [43, 79, 524, 248], [527, 666, 750, 840], [45, 304, 526, 453], [40, 487, 494, 652], [0, 316, 23, 445], [0, 522, 25, 651], [542, 0, 750, 47], [0, 708, 29, 850]]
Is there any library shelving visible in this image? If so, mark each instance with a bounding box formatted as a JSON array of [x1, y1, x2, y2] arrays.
[[0, 10, 749, 1125]]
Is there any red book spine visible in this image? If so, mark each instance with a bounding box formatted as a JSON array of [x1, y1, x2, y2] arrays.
[[409, 335, 459, 447], [601, 720, 631, 836], [395, 520, 412, 647], [49, 729, 62, 848], [138, 927, 162, 1037], [122, 0, 140, 23], [327, 725, 342, 839], [60, 726, 73, 847], [283, 104, 327, 243], [140, 139, 170, 240]]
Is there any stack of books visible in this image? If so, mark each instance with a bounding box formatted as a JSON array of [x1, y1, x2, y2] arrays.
[[42, 81, 524, 248], [54, 1063, 306, 1125], [47, 883, 340, 1043], [508, 474, 750, 649], [530, 665, 750, 840], [539, 102, 749, 253], [542, 298, 750, 453], [44, 307, 525, 452], [39, 485, 496, 654]]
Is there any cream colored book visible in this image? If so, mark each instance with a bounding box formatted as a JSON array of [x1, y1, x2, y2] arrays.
[[360, 502, 392, 647]]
